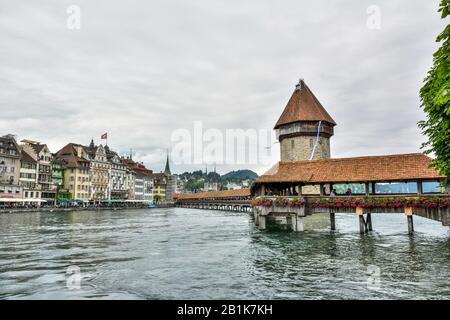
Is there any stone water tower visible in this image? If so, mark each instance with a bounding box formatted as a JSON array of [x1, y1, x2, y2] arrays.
[[275, 79, 336, 161]]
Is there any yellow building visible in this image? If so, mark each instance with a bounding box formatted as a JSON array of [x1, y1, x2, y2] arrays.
[[151, 173, 167, 202], [56, 143, 91, 201]]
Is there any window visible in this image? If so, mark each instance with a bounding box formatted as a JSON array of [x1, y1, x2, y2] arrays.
[[422, 181, 442, 194], [309, 138, 314, 148], [374, 182, 418, 194]]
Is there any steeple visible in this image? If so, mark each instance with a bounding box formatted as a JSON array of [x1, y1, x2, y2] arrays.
[[89, 138, 95, 148], [164, 150, 171, 175]]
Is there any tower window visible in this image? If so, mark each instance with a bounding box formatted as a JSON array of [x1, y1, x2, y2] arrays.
[[291, 140, 295, 149]]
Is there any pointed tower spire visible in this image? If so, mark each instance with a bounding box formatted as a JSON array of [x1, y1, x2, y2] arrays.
[[164, 149, 171, 175], [274, 79, 336, 129], [89, 138, 95, 148], [275, 79, 336, 161]]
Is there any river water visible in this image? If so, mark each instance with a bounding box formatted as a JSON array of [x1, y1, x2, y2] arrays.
[[0, 208, 449, 300]]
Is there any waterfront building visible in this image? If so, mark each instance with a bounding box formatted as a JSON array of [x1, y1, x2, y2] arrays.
[[151, 173, 167, 202], [21, 140, 55, 203], [151, 155, 176, 204], [19, 147, 41, 205], [51, 155, 68, 202], [105, 146, 129, 200], [85, 140, 111, 201], [124, 159, 153, 202], [126, 164, 136, 200], [56, 143, 91, 201], [0, 134, 22, 200]]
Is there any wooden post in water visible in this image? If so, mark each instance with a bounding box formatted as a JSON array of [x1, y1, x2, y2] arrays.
[[366, 213, 373, 231], [405, 207, 414, 235], [330, 212, 336, 230], [356, 207, 365, 234]]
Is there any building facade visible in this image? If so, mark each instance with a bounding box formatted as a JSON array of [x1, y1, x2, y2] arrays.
[[85, 140, 110, 201], [124, 159, 153, 202], [56, 143, 91, 201], [19, 148, 41, 205], [0, 135, 22, 199], [152, 173, 167, 202], [51, 155, 68, 202], [106, 146, 129, 200], [21, 140, 55, 203]]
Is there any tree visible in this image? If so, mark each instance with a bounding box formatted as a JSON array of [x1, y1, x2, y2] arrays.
[[419, 0, 450, 179]]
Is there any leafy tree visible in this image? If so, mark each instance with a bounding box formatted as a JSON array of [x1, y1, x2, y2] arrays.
[[419, 0, 450, 179]]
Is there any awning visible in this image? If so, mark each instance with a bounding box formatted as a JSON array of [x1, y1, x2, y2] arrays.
[[0, 198, 48, 203]]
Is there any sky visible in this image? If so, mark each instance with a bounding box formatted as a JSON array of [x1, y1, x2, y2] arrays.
[[0, 0, 446, 175]]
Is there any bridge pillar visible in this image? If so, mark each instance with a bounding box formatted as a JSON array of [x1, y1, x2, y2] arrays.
[[330, 212, 336, 230], [296, 216, 304, 232], [366, 213, 373, 231], [405, 207, 414, 234], [358, 215, 366, 234], [258, 216, 266, 230]]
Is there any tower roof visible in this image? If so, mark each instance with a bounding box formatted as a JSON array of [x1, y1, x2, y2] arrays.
[[164, 151, 171, 175], [274, 79, 336, 129]]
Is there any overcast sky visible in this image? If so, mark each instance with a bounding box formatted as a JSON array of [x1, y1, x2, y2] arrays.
[[0, 0, 446, 174]]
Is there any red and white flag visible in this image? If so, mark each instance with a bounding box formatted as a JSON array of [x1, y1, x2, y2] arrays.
[[101, 133, 108, 139]]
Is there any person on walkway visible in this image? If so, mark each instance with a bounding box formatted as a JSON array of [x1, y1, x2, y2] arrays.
[[345, 188, 352, 196], [330, 189, 337, 197]]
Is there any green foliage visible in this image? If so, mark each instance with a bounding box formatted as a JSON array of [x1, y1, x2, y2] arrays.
[[221, 169, 258, 180], [419, 0, 450, 179]]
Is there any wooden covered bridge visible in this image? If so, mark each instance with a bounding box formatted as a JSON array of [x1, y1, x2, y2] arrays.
[[175, 153, 450, 234], [175, 80, 449, 234], [175, 188, 252, 212]]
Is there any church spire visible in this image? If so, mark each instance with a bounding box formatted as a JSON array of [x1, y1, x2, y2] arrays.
[[164, 149, 171, 175], [89, 138, 95, 148]]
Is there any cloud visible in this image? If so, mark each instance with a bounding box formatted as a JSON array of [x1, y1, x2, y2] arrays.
[[0, 0, 446, 174]]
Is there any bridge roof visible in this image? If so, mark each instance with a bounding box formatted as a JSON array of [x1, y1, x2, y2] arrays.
[[257, 153, 445, 184], [175, 188, 251, 200]]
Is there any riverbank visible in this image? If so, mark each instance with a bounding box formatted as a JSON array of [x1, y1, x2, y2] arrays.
[[0, 204, 174, 214]]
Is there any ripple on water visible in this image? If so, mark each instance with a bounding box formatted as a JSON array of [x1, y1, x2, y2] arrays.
[[0, 209, 449, 299]]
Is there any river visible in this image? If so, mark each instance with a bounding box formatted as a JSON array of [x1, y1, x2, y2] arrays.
[[0, 208, 449, 299]]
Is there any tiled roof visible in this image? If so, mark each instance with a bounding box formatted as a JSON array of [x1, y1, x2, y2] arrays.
[[257, 153, 445, 184], [20, 149, 37, 164], [56, 143, 90, 169], [274, 80, 336, 129], [123, 159, 153, 176], [176, 188, 251, 199]]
